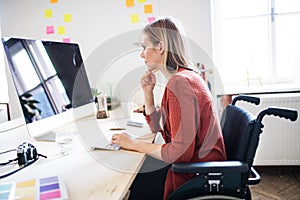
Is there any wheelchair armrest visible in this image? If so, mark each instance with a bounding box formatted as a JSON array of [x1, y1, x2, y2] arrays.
[[248, 167, 261, 185], [172, 161, 249, 174]]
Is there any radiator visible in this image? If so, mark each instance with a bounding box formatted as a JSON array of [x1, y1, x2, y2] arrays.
[[235, 93, 300, 166]]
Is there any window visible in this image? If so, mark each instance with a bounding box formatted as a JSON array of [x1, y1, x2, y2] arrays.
[[212, 0, 300, 93]]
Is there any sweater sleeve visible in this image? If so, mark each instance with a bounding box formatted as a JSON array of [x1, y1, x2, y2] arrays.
[[145, 108, 162, 133], [161, 76, 199, 163]]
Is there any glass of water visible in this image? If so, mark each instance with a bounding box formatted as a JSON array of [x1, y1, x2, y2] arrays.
[[55, 131, 74, 156]]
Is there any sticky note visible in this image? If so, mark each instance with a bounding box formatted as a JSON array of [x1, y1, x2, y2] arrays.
[[50, 0, 58, 3], [44, 9, 53, 18], [40, 176, 58, 185], [147, 17, 156, 23], [16, 179, 35, 188], [0, 193, 10, 199], [131, 14, 140, 23], [0, 176, 67, 200], [0, 183, 12, 191], [40, 183, 59, 192], [126, 0, 134, 7], [58, 26, 66, 35], [15, 187, 35, 198], [46, 26, 54, 34], [62, 38, 71, 43], [144, 4, 152, 14], [64, 14, 72, 22], [40, 191, 61, 200], [138, 0, 146, 3]]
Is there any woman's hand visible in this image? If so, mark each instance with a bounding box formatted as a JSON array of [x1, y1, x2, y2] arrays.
[[141, 70, 157, 115], [140, 70, 156, 93], [111, 133, 135, 150], [111, 133, 163, 159]]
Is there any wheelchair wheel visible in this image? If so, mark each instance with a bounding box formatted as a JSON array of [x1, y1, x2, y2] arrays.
[[245, 186, 252, 200], [188, 195, 242, 199]]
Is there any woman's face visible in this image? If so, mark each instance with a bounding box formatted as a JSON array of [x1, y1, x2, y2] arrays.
[[140, 34, 164, 71]]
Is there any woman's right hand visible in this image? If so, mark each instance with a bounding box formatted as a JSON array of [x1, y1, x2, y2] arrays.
[[140, 71, 156, 93]]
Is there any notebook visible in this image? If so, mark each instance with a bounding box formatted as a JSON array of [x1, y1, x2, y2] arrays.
[[0, 176, 68, 200]]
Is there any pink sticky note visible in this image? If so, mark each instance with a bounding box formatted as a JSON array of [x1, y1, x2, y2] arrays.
[[46, 26, 54, 34], [40, 190, 61, 200], [147, 17, 156, 23], [62, 38, 71, 43]]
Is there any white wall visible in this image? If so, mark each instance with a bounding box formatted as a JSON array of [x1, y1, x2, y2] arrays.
[[0, 0, 213, 116], [0, 0, 212, 57], [159, 0, 213, 57], [0, 26, 8, 103]]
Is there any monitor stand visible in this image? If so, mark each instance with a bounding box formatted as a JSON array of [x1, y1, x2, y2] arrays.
[[33, 130, 56, 142]]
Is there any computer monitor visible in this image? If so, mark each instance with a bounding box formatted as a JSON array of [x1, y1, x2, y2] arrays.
[[2, 37, 95, 141]]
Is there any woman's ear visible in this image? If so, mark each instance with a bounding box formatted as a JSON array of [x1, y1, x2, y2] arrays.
[[159, 41, 165, 54]]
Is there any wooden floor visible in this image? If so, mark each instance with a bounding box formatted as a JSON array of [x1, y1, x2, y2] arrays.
[[250, 166, 300, 200]]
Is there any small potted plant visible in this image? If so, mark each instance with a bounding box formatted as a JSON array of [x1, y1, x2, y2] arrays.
[[91, 87, 101, 104]]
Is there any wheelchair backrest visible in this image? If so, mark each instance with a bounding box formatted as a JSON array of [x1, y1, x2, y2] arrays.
[[220, 104, 256, 161]]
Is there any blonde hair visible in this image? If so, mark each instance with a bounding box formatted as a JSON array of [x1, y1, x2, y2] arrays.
[[143, 17, 190, 74]]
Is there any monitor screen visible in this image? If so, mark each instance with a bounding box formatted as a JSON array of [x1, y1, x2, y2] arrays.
[[2, 38, 95, 140]]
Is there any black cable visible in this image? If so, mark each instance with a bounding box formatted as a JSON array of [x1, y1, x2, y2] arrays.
[[0, 142, 47, 179], [0, 158, 18, 165], [0, 149, 16, 154], [38, 153, 47, 159], [0, 153, 47, 179], [0, 157, 39, 179], [0, 149, 17, 165]]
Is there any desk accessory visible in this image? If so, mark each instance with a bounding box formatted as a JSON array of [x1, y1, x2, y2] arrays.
[[127, 120, 146, 127], [96, 94, 109, 119], [0, 175, 68, 200], [0, 142, 47, 179]]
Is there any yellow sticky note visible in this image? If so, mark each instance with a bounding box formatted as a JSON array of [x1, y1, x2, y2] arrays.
[[138, 0, 146, 3], [15, 187, 35, 198], [144, 4, 152, 14], [16, 179, 35, 188], [50, 0, 58, 3], [58, 26, 66, 35], [64, 14, 72, 22], [131, 14, 140, 23], [44, 9, 53, 18], [126, 0, 134, 7]]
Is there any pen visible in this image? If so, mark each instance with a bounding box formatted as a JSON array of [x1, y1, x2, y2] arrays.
[[110, 128, 126, 131], [143, 69, 158, 78]]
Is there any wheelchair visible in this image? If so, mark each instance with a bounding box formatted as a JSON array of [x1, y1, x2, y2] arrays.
[[167, 95, 298, 200]]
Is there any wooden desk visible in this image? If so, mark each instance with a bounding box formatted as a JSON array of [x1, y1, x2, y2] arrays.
[[0, 106, 154, 200]]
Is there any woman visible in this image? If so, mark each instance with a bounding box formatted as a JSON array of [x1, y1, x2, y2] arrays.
[[111, 17, 227, 200]]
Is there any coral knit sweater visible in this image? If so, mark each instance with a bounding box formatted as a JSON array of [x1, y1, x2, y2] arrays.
[[145, 68, 227, 200]]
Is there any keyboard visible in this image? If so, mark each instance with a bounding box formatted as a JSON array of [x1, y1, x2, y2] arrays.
[[104, 143, 121, 151]]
